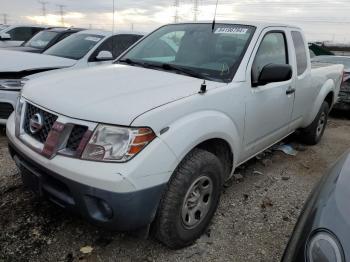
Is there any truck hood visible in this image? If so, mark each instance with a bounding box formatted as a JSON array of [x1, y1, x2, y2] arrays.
[[0, 50, 76, 73], [23, 64, 222, 125]]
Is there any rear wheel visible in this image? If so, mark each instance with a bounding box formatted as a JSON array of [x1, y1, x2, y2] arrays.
[[300, 101, 329, 145], [154, 148, 223, 249]]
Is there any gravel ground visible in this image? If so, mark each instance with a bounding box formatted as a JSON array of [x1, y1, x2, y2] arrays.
[[1, 112, 350, 262]]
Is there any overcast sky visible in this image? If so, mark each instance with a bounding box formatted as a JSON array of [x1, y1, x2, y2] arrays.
[[1, 0, 350, 43]]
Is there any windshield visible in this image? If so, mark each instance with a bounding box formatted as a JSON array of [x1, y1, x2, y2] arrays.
[[312, 56, 350, 69], [120, 23, 255, 82], [44, 33, 104, 60], [24, 30, 58, 49]]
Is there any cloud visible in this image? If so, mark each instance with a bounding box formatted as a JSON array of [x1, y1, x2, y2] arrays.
[[1, 0, 350, 43], [25, 12, 85, 27]]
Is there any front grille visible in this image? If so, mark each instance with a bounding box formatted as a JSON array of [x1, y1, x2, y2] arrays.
[[23, 103, 58, 143], [0, 102, 14, 119], [21, 102, 90, 157], [66, 125, 88, 151]]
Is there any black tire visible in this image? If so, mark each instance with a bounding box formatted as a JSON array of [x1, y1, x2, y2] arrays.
[[154, 148, 223, 249], [300, 101, 329, 145]]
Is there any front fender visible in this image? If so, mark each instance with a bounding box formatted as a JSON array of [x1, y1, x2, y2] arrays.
[[302, 78, 334, 127], [156, 110, 242, 172]]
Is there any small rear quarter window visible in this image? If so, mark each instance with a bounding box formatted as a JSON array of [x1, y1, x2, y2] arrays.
[[291, 31, 308, 75]]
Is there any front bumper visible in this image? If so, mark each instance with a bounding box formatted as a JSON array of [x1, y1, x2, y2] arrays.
[[6, 108, 179, 230], [8, 141, 165, 230], [0, 89, 19, 124]]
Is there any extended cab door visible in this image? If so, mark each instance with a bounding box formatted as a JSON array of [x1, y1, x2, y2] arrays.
[[243, 28, 295, 158], [289, 30, 313, 130]]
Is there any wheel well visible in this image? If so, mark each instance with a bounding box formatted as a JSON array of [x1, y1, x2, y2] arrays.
[[196, 139, 233, 180], [325, 92, 334, 107]]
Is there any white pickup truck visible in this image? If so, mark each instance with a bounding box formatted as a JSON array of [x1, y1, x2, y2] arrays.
[[6, 21, 343, 249]]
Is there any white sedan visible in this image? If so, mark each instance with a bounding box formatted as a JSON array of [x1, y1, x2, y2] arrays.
[[0, 29, 144, 124]]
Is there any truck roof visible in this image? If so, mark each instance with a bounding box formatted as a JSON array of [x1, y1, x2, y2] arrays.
[[76, 29, 145, 37], [170, 20, 301, 30], [3, 24, 48, 29]]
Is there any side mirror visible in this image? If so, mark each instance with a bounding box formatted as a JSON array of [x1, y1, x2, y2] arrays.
[[95, 50, 113, 61], [257, 64, 292, 86], [0, 33, 11, 40]]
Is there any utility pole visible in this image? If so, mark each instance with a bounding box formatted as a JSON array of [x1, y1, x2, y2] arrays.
[[1, 13, 8, 24], [131, 23, 134, 31], [38, 1, 49, 24], [57, 4, 66, 26], [112, 0, 115, 33], [193, 0, 199, 22], [174, 0, 180, 23]]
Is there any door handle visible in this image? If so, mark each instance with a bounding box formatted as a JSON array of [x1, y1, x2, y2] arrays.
[[286, 88, 296, 95]]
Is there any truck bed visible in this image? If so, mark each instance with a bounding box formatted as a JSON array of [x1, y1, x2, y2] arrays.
[[310, 63, 344, 106]]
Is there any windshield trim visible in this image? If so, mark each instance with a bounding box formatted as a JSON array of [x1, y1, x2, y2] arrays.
[[117, 23, 256, 83]]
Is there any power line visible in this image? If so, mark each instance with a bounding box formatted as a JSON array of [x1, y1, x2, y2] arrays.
[[38, 1, 49, 24], [57, 4, 66, 26], [174, 0, 180, 23], [38, 1, 49, 17], [193, 0, 199, 21], [1, 13, 8, 25], [112, 0, 115, 33]]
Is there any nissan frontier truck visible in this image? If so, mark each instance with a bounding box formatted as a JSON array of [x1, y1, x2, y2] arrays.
[[6, 21, 344, 249]]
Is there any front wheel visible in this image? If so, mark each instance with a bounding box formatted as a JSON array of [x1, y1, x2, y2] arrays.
[[154, 148, 223, 249], [300, 101, 329, 145]]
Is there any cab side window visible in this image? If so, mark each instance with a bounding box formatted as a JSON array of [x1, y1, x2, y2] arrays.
[[291, 31, 308, 75], [252, 32, 288, 85], [90, 34, 143, 61], [7, 27, 41, 41]]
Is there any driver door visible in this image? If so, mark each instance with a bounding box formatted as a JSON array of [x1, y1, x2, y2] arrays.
[[243, 29, 295, 158]]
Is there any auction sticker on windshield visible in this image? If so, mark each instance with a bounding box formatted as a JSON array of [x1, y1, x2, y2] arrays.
[[215, 27, 248, 34]]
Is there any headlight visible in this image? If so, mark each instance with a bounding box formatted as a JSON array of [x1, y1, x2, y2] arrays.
[[307, 230, 344, 262], [81, 125, 156, 162], [0, 78, 27, 90]]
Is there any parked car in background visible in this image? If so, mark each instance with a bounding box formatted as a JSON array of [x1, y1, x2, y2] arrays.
[[0, 30, 144, 124], [282, 150, 350, 262], [6, 22, 343, 248], [312, 55, 350, 111], [0, 25, 47, 47], [0, 24, 9, 32], [308, 43, 334, 57], [2, 27, 84, 53]]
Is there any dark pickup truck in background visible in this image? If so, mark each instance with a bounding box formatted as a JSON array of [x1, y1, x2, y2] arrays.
[[312, 55, 350, 111]]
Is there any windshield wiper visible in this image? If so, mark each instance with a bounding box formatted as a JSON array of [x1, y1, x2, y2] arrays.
[[118, 58, 150, 68], [159, 63, 208, 80], [119, 60, 212, 81]]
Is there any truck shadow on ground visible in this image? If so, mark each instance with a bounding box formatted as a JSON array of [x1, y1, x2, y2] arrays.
[[330, 109, 350, 120]]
